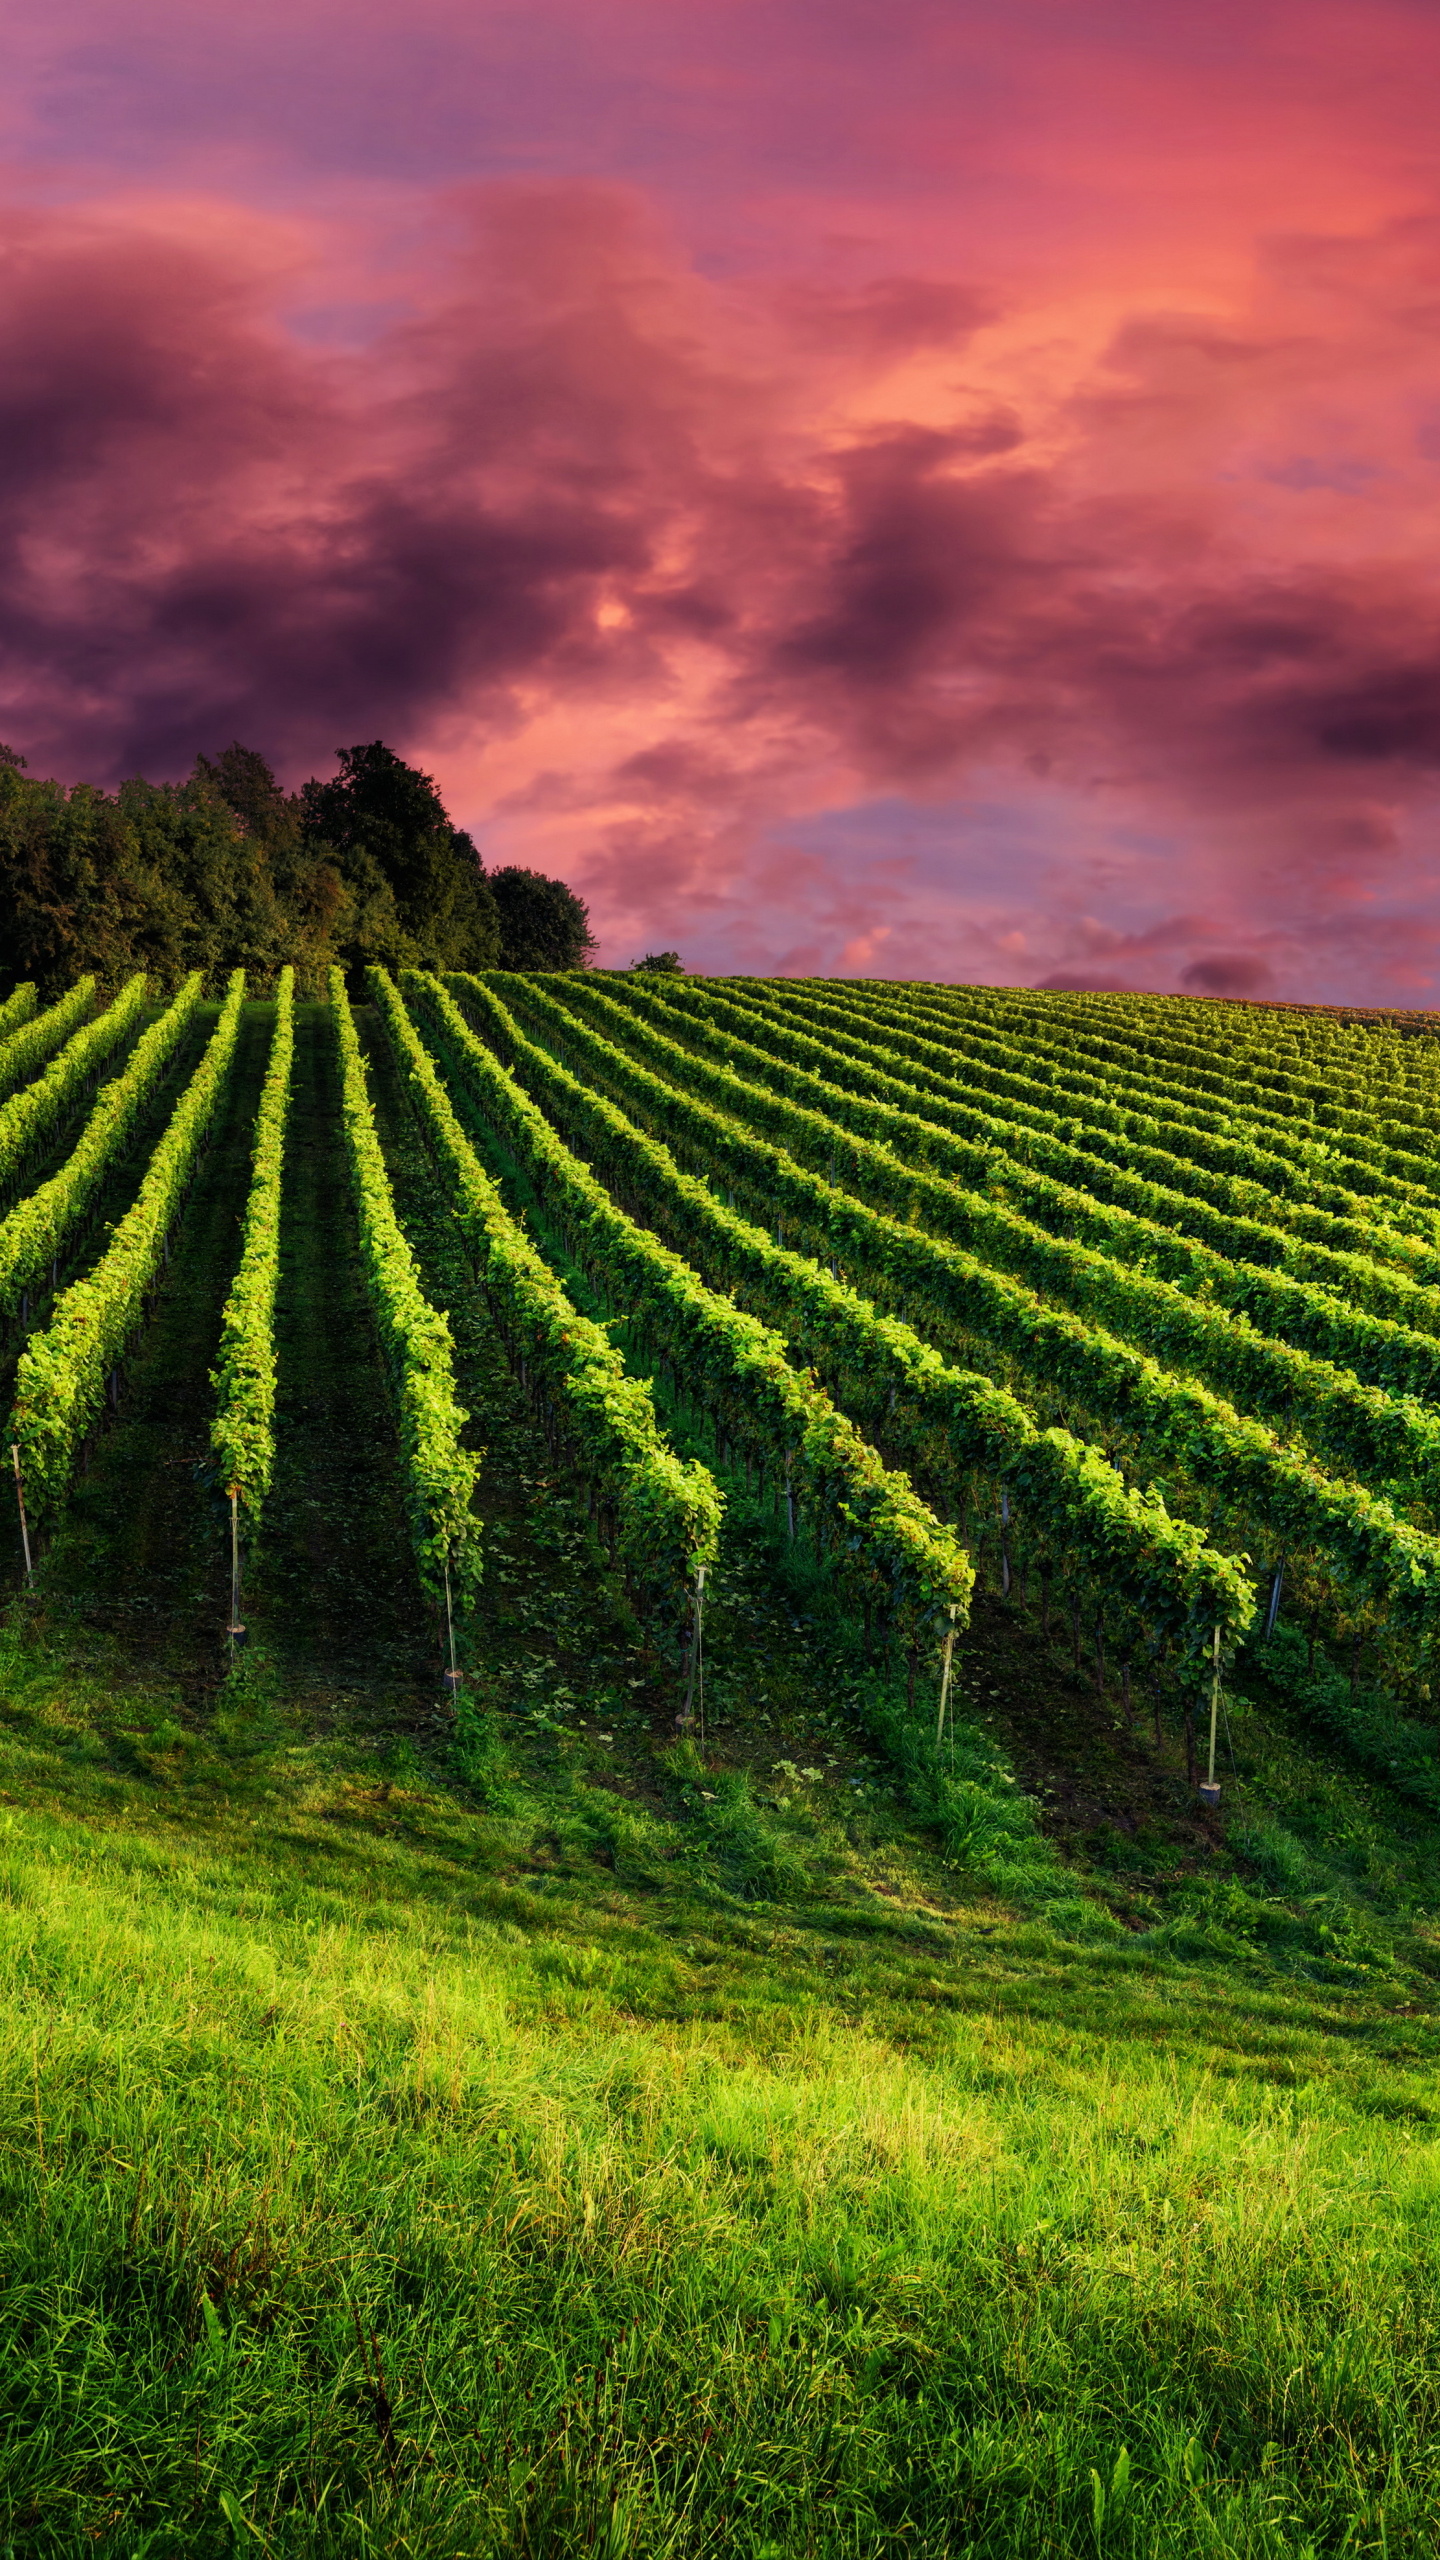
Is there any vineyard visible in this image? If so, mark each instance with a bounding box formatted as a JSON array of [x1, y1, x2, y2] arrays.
[[7, 969, 1440, 2554], [8, 966, 1440, 1792]]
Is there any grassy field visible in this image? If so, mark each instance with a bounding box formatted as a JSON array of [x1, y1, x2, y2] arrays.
[[3, 1002, 1440, 2555]]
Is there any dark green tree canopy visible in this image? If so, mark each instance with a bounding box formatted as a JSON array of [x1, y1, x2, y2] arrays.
[[199, 743, 293, 841], [489, 866, 596, 971], [298, 741, 499, 975], [0, 740, 584, 992], [631, 950, 685, 976]]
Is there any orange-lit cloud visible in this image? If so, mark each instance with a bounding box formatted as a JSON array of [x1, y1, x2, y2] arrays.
[[5, 1, 1440, 994]]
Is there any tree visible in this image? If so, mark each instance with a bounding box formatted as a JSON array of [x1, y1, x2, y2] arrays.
[[490, 866, 596, 970], [631, 950, 685, 975], [0, 762, 168, 991], [198, 742, 293, 843], [200, 745, 348, 983], [299, 741, 501, 973], [0, 737, 595, 992]]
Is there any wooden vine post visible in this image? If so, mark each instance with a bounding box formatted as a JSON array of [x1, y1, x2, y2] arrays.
[[226, 1486, 245, 1652], [1199, 1623, 1222, 1811], [679, 1562, 706, 1736], [935, 1603, 958, 1748], [10, 1443, 32, 1584], [442, 1551, 462, 1708]]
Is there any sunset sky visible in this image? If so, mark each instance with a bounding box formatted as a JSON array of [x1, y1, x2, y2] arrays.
[[5, 1, 1440, 993]]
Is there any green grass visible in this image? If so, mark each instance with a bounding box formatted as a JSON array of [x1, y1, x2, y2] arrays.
[[4, 1644, 1440, 2558], [3, 1003, 1440, 2554]]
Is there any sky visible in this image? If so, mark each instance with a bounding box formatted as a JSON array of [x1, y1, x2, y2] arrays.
[[5, 2, 1440, 994]]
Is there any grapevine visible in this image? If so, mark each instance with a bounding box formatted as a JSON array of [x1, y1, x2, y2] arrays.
[[479, 970, 1440, 1692], [0, 974, 205, 1317], [368, 964, 719, 1612], [9, 974, 247, 1528], [433, 972, 1255, 1671], [405, 972, 975, 1650], [210, 966, 295, 1525], [0, 978, 97, 1106], [330, 968, 481, 1605], [0, 971, 149, 1204]]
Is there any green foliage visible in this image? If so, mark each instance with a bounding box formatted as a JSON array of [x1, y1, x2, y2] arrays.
[[330, 969, 481, 1604], [608, 973, 1440, 1496], [490, 865, 596, 969], [299, 740, 500, 975], [6, 971, 1440, 2550], [0, 976, 95, 1103], [423, 973, 974, 1648], [1020, 976, 1440, 1149], [736, 974, 1440, 1313], [0, 971, 147, 1200], [500, 972, 1440, 1693], [0, 743, 591, 994], [368, 966, 718, 1610], [869, 973, 1440, 1210], [772, 976, 1440, 1278], [0, 761, 304, 995], [0, 974, 205, 1314], [631, 949, 685, 975], [0, 983, 35, 1041], [210, 970, 295, 1522], [443, 974, 1253, 1674], [8, 974, 246, 1528]]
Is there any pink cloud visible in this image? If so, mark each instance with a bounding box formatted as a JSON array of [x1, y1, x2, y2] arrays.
[[5, 1, 1440, 997]]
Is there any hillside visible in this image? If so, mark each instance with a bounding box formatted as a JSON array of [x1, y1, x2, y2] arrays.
[[2, 973, 1440, 2554]]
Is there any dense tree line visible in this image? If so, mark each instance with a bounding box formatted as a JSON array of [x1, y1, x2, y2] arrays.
[[0, 740, 596, 992]]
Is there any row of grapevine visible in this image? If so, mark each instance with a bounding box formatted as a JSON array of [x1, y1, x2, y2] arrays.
[[909, 970, 1440, 1131], [403, 974, 977, 1650], [930, 979, 1396, 1114], [731, 978, 1440, 1289], [368, 968, 721, 1615], [1008, 981, 1440, 1133], [688, 977, 1440, 1320], [819, 978, 1440, 1244], [1264, 1006, 1440, 1079], [488, 974, 1440, 1692], [0, 979, 97, 1110], [872, 979, 1440, 1194], [0, 975, 205, 1319], [9, 976, 247, 1530], [557, 975, 1440, 1517], [0, 987, 36, 1043], [1081, 982, 1440, 1091], [210, 969, 295, 1527], [444, 973, 1255, 1670], [836, 976, 1433, 1204], [0, 973, 149, 1205], [330, 970, 481, 1606], [606, 973, 1440, 1403]]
